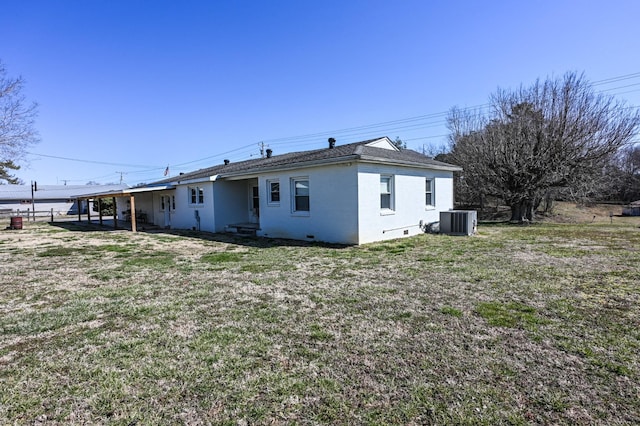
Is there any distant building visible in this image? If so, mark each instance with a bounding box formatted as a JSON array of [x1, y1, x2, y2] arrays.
[[622, 200, 640, 216], [0, 184, 129, 216]]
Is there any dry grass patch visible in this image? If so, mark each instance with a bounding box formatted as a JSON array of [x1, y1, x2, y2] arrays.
[[0, 220, 639, 424]]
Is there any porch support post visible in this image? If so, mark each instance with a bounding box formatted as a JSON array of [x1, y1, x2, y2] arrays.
[[77, 198, 82, 222], [87, 199, 91, 223], [130, 195, 137, 232], [113, 197, 118, 229], [98, 198, 103, 225]]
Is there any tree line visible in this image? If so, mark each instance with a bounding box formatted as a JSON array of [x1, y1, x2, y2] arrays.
[[437, 72, 640, 221]]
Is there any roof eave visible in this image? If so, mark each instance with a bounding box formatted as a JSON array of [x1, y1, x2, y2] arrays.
[[358, 155, 463, 172], [215, 156, 361, 180], [170, 175, 219, 185]]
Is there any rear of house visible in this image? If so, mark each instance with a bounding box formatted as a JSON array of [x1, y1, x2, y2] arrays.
[[82, 137, 461, 244]]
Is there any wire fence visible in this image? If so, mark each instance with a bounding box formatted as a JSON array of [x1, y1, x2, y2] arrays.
[[0, 208, 70, 223]]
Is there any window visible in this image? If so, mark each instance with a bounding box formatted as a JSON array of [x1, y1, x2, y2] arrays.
[[267, 180, 280, 205], [171, 195, 176, 210], [425, 178, 435, 207], [189, 186, 204, 205], [380, 175, 393, 210], [292, 178, 310, 213]]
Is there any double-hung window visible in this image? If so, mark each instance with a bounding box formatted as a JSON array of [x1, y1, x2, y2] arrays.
[[380, 175, 393, 210], [425, 178, 435, 207], [292, 178, 310, 213], [267, 179, 280, 205], [189, 186, 204, 205]]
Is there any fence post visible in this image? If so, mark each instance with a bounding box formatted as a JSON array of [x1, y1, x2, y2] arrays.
[[27, 208, 31, 222], [51, 208, 54, 222]]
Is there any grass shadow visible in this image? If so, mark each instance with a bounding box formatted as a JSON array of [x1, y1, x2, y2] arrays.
[[48, 220, 350, 249]]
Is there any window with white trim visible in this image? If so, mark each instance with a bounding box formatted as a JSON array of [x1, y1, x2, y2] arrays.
[[380, 175, 393, 210], [425, 178, 435, 207], [267, 179, 280, 205], [189, 186, 204, 205], [292, 178, 310, 213]]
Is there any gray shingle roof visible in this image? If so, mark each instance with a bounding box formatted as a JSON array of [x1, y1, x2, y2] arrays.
[[152, 137, 460, 185], [0, 184, 129, 201]]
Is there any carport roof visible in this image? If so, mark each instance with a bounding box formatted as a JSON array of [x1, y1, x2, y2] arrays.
[[76, 184, 174, 199]]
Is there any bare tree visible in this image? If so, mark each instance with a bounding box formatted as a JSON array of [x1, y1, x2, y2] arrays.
[[447, 72, 640, 221], [0, 61, 39, 184], [603, 144, 640, 202]]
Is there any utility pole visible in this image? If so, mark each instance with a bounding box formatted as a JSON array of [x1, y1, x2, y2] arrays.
[[31, 181, 37, 222], [115, 171, 127, 184], [259, 142, 265, 158]]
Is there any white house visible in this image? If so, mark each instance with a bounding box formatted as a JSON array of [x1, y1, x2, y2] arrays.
[[80, 137, 461, 244]]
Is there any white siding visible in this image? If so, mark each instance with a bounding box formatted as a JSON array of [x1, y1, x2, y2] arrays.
[[130, 193, 155, 225], [171, 182, 215, 232], [160, 161, 455, 245], [357, 163, 454, 244], [256, 163, 360, 244]]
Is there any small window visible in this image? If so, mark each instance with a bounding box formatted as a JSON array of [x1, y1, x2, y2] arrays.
[[171, 195, 176, 210], [267, 180, 280, 205], [380, 175, 393, 210], [292, 178, 310, 213], [425, 178, 435, 207], [160, 196, 166, 211], [189, 186, 204, 205]]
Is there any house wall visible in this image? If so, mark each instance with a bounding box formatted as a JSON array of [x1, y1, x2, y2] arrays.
[[356, 163, 454, 244], [170, 182, 215, 232], [256, 163, 360, 244], [129, 193, 156, 224], [213, 180, 252, 232]]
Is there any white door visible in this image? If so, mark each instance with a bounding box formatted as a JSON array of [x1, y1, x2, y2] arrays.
[[163, 196, 171, 228], [249, 185, 259, 224], [160, 195, 171, 228]]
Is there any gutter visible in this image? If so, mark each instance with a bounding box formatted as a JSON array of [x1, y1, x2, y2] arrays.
[[173, 175, 219, 185]]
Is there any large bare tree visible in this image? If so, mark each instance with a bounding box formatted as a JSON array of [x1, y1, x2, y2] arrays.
[[0, 61, 39, 184], [447, 72, 640, 221]]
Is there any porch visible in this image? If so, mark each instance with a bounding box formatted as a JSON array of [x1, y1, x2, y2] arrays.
[[226, 222, 261, 236]]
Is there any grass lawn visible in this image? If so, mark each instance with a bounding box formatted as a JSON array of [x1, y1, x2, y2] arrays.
[[1, 214, 639, 424]]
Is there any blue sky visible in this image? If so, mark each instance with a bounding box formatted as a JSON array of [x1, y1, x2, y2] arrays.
[[2, 0, 640, 185]]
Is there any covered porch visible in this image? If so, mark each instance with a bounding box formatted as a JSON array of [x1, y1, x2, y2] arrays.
[[213, 177, 261, 235], [75, 185, 174, 232]]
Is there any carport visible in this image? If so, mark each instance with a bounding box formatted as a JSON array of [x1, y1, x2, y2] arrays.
[[75, 185, 174, 232]]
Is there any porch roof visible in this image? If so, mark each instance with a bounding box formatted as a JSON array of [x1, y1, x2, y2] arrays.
[[76, 184, 175, 200]]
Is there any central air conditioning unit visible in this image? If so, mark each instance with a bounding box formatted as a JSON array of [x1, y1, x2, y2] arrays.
[[440, 210, 477, 236]]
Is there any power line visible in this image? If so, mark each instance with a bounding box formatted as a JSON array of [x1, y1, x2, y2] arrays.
[[27, 71, 640, 184], [26, 151, 162, 169]]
